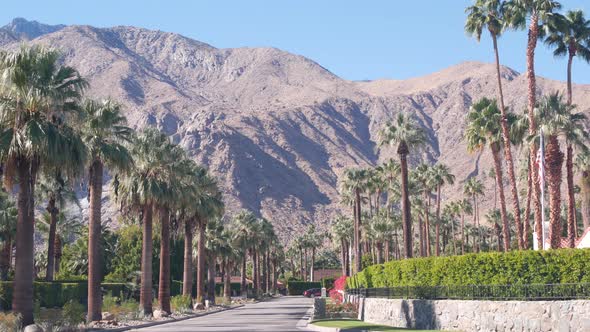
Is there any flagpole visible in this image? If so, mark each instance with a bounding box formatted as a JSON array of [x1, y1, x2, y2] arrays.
[[540, 128, 547, 250]]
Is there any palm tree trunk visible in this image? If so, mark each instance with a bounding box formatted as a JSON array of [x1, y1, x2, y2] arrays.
[[140, 203, 154, 316], [241, 257, 247, 297], [224, 260, 232, 301], [472, 195, 478, 253], [87, 160, 103, 322], [384, 240, 390, 262], [425, 193, 431, 256], [399, 144, 413, 259], [207, 254, 215, 304], [567, 52, 573, 105], [261, 252, 267, 293], [418, 215, 425, 257], [460, 213, 465, 255], [265, 252, 271, 293], [376, 242, 383, 264], [340, 239, 346, 276], [491, 143, 511, 251], [354, 188, 362, 272], [581, 172, 590, 229], [523, 164, 533, 248], [54, 236, 61, 275], [435, 185, 442, 256], [252, 250, 259, 295], [45, 197, 58, 281], [546, 135, 564, 249], [13, 159, 35, 326], [182, 218, 193, 296], [310, 247, 315, 282], [492, 32, 523, 250], [566, 144, 576, 247], [527, 13, 543, 251], [196, 218, 206, 303], [158, 207, 171, 314]]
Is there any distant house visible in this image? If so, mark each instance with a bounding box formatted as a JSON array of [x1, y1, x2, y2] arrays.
[[542, 227, 590, 249], [312, 269, 341, 282]]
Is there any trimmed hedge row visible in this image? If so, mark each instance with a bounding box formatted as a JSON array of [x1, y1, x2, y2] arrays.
[[347, 249, 590, 289], [287, 281, 322, 295], [0, 280, 196, 310]]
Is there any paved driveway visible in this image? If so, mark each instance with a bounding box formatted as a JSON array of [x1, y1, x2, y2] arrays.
[[131, 296, 313, 331]]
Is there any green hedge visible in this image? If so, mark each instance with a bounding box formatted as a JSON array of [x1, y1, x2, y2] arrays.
[[287, 281, 322, 295], [0, 279, 237, 310], [347, 249, 590, 289]]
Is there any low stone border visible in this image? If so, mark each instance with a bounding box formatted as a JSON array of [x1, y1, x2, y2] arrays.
[[86, 304, 244, 332]]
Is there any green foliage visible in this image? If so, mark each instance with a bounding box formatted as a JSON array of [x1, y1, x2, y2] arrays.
[[321, 277, 336, 289], [170, 295, 192, 313], [287, 281, 322, 295], [104, 224, 143, 282], [61, 300, 85, 326], [361, 254, 373, 270], [347, 249, 590, 289], [214, 282, 241, 296]]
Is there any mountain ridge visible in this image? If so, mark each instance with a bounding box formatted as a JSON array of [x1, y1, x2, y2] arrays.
[[2, 18, 589, 241]]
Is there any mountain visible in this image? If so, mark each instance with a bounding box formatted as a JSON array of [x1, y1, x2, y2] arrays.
[[2, 19, 590, 241]]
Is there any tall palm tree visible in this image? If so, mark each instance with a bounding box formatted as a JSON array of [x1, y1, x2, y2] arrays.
[[379, 113, 427, 258], [576, 151, 590, 230], [456, 199, 473, 254], [0, 46, 87, 325], [342, 168, 367, 272], [545, 10, 590, 246], [331, 215, 352, 275], [80, 99, 133, 321], [231, 210, 258, 296], [414, 164, 433, 256], [115, 129, 181, 316], [35, 172, 79, 281], [430, 163, 455, 256], [464, 178, 484, 252], [535, 93, 580, 248], [466, 0, 523, 249], [465, 98, 515, 251], [504, 0, 562, 252]]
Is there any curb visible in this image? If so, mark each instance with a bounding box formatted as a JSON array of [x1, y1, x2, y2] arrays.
[[88, 304, 244, 331], [306, 323, 341, 332]]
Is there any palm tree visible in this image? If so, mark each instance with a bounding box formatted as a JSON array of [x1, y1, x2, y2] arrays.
[[576, 151, 590, 230], [35, 173, 79, 281], [545, 10, 590, 246], [115, 129, 182, 316], [504, 0, 562, 252], [414, 164, 433, 256], [80, 99, 133, 321], [232, 210, 258, 296], [342, 168, 367, 272], [464, 178, 484, 252], [466, 0, 523, 249], [0, 46, 87, 325], [379, 113, 427, 258], [430, 163, 455, 256], [331, 215, 352, 275], [485, 209, 504, 251], [456, 199, 473, 254], [535, 93, 580, 248], [36, 211, 84, 274], [465, 98, 515, 251]]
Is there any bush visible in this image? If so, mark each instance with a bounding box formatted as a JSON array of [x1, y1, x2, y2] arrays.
[[347, 249, 590, 288], [61, 300, 85, 326], [0, 312, 21, 332], [214, 282, 241, 296], [171, 295, 192, 313], [287, 281, 322, 295]]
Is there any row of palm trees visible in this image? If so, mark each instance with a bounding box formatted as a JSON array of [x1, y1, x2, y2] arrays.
[[285, 224, 324, 282], [332, 0, 590, 274], [0, 46, 285, 326]]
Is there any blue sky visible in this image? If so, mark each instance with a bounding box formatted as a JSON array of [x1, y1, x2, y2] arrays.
[[2, 0, 590, 83]]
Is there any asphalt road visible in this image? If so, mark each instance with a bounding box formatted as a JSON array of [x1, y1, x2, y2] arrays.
[[131, 296, 313, 332]]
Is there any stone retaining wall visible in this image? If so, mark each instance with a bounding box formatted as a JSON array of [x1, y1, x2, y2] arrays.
[[362, 298, 590, 332]]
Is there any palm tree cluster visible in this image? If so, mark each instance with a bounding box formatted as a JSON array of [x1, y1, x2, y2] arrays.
[[285, 224, 324, 282], [0, 46, 285, 325], [330, 0, 590, 271]]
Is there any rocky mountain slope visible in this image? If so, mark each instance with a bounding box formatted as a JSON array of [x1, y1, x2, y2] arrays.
[[2, 19, 589, 240]]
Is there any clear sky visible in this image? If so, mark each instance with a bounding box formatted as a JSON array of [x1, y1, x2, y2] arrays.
[[2, 0, 590, 83]]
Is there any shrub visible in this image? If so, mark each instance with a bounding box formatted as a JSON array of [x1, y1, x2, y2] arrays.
[[61, 300, 85, 326], [170, 295, 192, 313], [0, 312, 21, 332], [347, 249, 590, 288], [102, 291, 120, 313], [287, 281, 322, 295]]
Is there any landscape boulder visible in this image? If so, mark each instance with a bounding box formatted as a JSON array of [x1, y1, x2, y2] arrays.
[[23, 325, 43, 332], [153, 309, 169, 319], [194, 303, 205, 310], [101, 312, 115, 321]]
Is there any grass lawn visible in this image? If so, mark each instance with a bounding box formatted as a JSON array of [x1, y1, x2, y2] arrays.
[[311, 319, 443, 331]]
